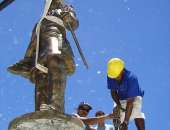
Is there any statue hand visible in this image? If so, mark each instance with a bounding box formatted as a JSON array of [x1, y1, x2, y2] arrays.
[[61, 5, 79, 30]]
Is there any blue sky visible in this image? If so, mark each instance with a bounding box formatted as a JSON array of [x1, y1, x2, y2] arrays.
[[0, 0, 170, 130]]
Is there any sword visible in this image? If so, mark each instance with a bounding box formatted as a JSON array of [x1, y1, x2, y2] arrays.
[[0, 0, 15, 11], [57, 0, 89, 69], [67, 22, 89, 69]]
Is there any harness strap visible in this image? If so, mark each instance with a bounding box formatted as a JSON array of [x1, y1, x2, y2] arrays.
[[35, 0, 64, 73]]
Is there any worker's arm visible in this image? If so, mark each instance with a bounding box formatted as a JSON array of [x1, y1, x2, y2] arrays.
[[80, 113, 114, 125], [119, 98, 134, 130], [123, 76, 139, 124], [111, 89, 121, 106], [124, 98, 134, 123]]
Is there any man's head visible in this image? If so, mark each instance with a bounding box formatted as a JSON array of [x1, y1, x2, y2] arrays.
[[77, 102, 92, 117], [95, 111, 105, 125], [107, 58, 125, 80], [95, 111, 105, 117]]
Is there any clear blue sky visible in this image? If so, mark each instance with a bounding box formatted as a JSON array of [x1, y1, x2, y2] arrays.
[[0, 0, 170, 130]]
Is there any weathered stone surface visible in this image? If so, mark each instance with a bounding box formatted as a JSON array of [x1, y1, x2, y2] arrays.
[[9, 111, 84, 130]]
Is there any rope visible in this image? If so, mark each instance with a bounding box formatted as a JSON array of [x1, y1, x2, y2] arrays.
[[35, 0, 53, 73], [113, 106, 121, 130], [35, 0, 65, 73]]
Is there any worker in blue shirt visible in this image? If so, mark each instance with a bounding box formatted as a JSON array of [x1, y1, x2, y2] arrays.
[[107, 58, 145, 130]]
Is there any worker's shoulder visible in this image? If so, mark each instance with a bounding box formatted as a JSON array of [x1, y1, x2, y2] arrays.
[[125, 69, 138, 80]]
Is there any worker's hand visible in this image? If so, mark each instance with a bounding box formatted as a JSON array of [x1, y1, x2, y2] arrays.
[[113, 105, 121, 118], [113, 105, 126, 113], [113, 105, 120, 111], [107, 113, 115, 119], [119, 122, 128, 130]]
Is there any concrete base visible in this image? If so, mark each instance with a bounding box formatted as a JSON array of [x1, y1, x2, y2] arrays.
[[8, 111, 84, 130]]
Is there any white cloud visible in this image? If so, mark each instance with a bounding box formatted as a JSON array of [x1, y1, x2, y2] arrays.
[[123, 0, 128, 3], [92, 51, 97, 55], [88, 8, 94, 14], [67, 97, 72, 100], [8, 28, 13, 32], [67, 0, 75, 4], [77, 58, 81, 61], [100, 49, 106, 54], [97, 71, 101, 74], [0, 113, 3, 118], [76, 79, 83, 84], [13, 36, 20, 45], [127, 7, 130, 11], [90, 89, 96, 93], [76, 63, 79, 67]]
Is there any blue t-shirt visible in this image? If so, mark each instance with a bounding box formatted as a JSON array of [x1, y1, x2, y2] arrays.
[[107, 69, 144, 100]]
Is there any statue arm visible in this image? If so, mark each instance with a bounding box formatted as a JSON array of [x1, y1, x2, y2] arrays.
[[61, 5, 79, 31]]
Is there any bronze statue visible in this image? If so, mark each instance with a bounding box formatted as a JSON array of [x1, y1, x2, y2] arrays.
[[8, 0, 79, 113]]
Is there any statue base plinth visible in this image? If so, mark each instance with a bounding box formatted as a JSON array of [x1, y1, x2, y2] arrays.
[[9, 111, 84, 130]]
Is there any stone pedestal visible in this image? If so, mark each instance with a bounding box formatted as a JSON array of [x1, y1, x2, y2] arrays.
[[9, 111, 84, 130]]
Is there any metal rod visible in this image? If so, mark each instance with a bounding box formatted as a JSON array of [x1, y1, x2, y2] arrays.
[[67, 22, 89, 69], [0, 0, 15, 11]]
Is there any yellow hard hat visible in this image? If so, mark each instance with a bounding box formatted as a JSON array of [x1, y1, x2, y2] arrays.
[[107, 58, 125, 78]]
